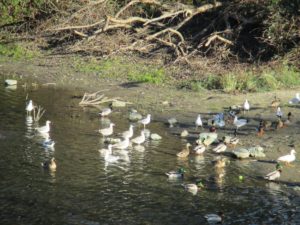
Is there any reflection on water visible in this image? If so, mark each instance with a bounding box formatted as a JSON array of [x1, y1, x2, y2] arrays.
[[0, 85, 300, 225]]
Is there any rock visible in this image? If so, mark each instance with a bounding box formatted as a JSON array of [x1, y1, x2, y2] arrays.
[[180, 129, 189, 137], [233, 148, 250, 159], [248, 146, 266, 158], [129, 110, 143, 121], [150, 133, 162, 140], [293, 186, 300, 191], [4, 79, 17, 86], [162, 101, 169, 106], [104, 138, 121, 144], [111, 100, 126, 107]]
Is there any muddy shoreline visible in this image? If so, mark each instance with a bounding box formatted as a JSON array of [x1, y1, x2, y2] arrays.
[[1, 56, 300, 184]]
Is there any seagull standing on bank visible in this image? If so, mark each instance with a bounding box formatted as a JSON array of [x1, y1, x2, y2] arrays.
[[139, 114, 151, 129], [195, 114, 203, 130], [243, 99, 250, 113]]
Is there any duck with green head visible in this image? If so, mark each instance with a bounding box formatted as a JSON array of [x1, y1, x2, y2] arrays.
[[264, 163, 283, 181], [166, 168, 185, 179]]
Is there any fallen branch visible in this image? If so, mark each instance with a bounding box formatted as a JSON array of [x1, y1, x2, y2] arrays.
[[205, 34, 233, 47], [79, 90, 120, 106], [33, 105, 46, 122], [115, 0, 161, 18]]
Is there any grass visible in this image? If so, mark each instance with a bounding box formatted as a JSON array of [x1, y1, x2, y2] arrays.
[[73, 57, 166, 84], [0, 43, 39, 60], [179, 64, 300, 93]]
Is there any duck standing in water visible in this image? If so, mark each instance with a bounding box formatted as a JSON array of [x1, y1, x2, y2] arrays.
[[41, 157, 56, 171], [177, 143, 191, 158], [264, 163, 282, 181]]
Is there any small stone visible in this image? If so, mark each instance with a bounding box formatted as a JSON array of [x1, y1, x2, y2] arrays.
[[5, 79, 17, 86], [150, 133, 162, 140], [233, 148, 250, 159], [180, 129, 189, 137], [111, 100, 126, 107]]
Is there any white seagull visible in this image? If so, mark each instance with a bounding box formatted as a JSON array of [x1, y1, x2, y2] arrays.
[[243, 99, 250, 112], [99, 123, 115, 138], [277, 149, 296, 165], [289, 93, 300, 104], [26, 100, 34, 115], [195, 114, 203, 129], [35, 120, 51, 134], [111, 137, 130, 150], [99, 106, 112, 117], [139, 114, 151, 129], [276, 107, 283, 118], [233, 116, 247, 130], [131, 131, 146, 145], [122, 124, 134, 139]]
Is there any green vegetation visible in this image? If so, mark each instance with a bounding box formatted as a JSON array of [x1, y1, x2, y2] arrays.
[[180, 65, 300, 93], [73, 57, 166, 84], [0, 43, 39, 60]]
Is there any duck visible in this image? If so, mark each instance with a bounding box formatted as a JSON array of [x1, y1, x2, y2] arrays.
[[165, 168, 185, 179], [182, 181, 204, 192], [271, 95, 280, 108], [289, 93, 300, 104], [209, 120, 217, 132], [111, 137, 130, 150], [99, 123, 115, 138], [283, 112, 292, 126], [264, 163, 282, 181], [99, 105, 112, 117], [193, 144, 206, 154], [213, 157, 227, 168], [195, 114, 203, 130], [35, 120, 51, 134], [243, 99, 250, 113], [223, 136, 239, 148], [277, 149, 296, 165], [139, 114, 151, 129], [177, 143, 191, 157], [131, 130, 146, 145], [212, 143, 227, 153], [41, 157, 56, 170], [257, 121, 265, 137], [26, 100, 34, 115], [122, 124, 134, 139], [204, 212, 223, 223], [275, 117, 284, 129]]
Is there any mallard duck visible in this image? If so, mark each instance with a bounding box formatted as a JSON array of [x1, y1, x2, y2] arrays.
[[193, 144, 206, 154], [99, 123, 115, 138], [271, 96, 280, 108], [177, 143, 191, 157], [99, 105, 112, 117], [275, 117, 284, 129], [195, 114, 203, 130], [289, 93, 300, 104], [277, 149, 296, 165], [182, 181, 204, 192], [131, 130, 146, 145], [26, 100, 34, 115], [139, 114, 151, 129], [122, 124, 134, 139], [212, 143, 227, 153], [41, 157, 56, 170], [223, 136, 239, 148], [243, 99, 250, 113], [204, 212, 223, 223], [262, 120, 272, 130], [283, 112, 292, 126], [264, 164, 282, 181], [257, 121, 265, 137], [212, 157, 227, 168], [165, 168, 185, 179], [35, 120, 51, 134]]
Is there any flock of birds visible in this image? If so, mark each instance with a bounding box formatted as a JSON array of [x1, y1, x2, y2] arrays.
[[24, 92, 300, 224]]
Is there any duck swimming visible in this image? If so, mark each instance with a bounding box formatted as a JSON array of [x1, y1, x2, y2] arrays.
[[165, 168, 185, 179], [41, 157, 56, 171], [193, 144, 206, 155], [177, 143, 191, 158], [264, 163, 282, 181]]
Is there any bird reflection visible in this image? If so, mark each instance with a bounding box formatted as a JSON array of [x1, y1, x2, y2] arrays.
[[213, 157, 227, 189]]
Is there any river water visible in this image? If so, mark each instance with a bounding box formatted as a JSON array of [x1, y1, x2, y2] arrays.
[[0, 84, 300, 225]]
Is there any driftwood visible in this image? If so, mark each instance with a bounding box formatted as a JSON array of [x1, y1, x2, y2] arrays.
[[79, 90, 120, 106], [33, 105, 46, 122]]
